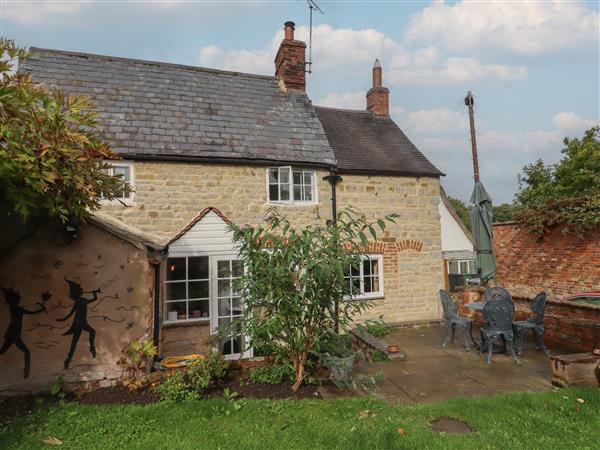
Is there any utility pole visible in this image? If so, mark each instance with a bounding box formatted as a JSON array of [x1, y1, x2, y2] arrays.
[[464, 91, 480, 183]]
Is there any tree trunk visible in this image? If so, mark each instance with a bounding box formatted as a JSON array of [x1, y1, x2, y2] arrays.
[[291, 353, 306, 392]]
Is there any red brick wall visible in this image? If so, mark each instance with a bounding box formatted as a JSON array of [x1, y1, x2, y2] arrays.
[[493, 223, 600, 300]]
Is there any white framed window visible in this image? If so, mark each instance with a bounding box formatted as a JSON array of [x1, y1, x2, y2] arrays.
[[448, 259, 475, 275], [344, 254, 384, 300], [164, 256, 210, 322], [102, 161, 134, 202], [267, 167, 316, 204]]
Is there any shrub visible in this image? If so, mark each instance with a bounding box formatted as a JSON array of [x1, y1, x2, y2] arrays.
[[153, 371, 198, 402], [153, 352, 229, 402], [250, 365, 295, 385], [371, 351, 389, 362], [119, 339, 157, 390], [229, 207, 396, 391], [357, 316, 388, 338]]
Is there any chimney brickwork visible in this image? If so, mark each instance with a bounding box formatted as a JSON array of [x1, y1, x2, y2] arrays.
[[275, 21, 306, 92], [366, 59, 389, 116]]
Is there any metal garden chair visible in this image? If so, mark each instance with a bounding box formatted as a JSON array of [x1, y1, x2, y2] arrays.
[[484, 286, 512, 303], [513, 292, 551, 357], [439, 290, 473, 351], [480, 296, 521, 365]]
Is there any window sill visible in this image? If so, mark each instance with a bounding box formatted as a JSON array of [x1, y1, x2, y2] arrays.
[[101, 199, 135, 206], [344, 294, 385, 302], [266, 201, 318, 206], [162, 319, 210, 329]]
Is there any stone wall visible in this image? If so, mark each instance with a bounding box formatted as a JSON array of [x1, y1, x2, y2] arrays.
[[102, 161, 444, 327], [336, 174, 444, 323], [160, 321, 211, 356], [0, 223, 153, 392], [102, 161, 331, 239], [493, 223, 599, 299]]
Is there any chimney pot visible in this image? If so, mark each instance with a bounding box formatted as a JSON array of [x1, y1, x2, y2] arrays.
[[373, 59, 382, 88], [284, 21, 295, 40], [366, 58, 389, 116]]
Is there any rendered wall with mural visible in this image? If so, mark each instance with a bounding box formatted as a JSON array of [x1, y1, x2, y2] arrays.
[[0, 222, 154, 392]]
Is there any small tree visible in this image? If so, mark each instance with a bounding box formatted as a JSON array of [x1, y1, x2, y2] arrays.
[[229, 208, 396, 391], [515, 126, 600, 235], [0, 39, 128, 224]]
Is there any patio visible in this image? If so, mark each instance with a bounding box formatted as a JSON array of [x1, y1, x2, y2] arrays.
[[345, 324, 556, 404]]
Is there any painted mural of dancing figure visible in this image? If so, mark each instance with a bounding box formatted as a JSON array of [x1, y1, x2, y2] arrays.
[[0, 288, 51, 379], [58, 278, 101, 369]]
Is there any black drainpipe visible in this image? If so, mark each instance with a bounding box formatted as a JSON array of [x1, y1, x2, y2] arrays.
[[151, 249, 167, 355], [323, 168, 343, 332]]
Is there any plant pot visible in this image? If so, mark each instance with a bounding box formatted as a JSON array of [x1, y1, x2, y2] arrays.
[[324, 354, 355, 388]]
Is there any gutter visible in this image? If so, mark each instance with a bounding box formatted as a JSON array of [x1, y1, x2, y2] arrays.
[[120, 153, 335, 171]]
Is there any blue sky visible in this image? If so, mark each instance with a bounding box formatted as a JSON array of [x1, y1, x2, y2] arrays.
[[2, 0, 599, 203]]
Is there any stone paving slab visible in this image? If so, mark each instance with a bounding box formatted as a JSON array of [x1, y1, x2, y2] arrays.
[[350, 325, 557, 404]]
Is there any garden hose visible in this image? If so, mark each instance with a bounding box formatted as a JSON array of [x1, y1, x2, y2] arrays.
[[160, 354, 204, 368]]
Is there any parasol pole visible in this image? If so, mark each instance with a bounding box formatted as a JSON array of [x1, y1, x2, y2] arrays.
[[465, 91, 480, 183]]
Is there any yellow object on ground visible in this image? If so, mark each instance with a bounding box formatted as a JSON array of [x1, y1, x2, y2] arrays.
[[160, 354, 204, 368]]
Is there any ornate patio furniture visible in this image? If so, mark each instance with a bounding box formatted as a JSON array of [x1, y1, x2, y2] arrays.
[[439, 290, 472, 351], [480, 297, 521, 365], [484, 286, 512, 303], [513, 292, 551, 357]]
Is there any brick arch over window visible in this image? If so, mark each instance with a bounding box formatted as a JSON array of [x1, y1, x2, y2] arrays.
[[343, 240, 424, 254], [397, 239, 423, 253]]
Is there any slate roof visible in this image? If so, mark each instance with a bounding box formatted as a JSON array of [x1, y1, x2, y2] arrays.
[[314, 106, 443, 177], [21, 48, 335, 167]]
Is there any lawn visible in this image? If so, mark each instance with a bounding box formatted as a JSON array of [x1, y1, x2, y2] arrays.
[[2, 387, 599, 449]]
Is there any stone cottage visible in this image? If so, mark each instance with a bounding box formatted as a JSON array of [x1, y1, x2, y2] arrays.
[[16, 21, 445, 366]]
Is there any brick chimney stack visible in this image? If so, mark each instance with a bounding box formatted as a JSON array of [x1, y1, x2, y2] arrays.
[[275, 21, 306, 92], [366, 59, 389, 117]]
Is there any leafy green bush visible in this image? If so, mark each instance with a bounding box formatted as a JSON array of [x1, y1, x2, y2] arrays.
[[119, 339, 157, 390], [229, 207, 396, 391], [153, 352, 229, 402], [317, 329, 355, 360], [371, 351, 389, 362], [250, 365, 295, 384], [153, 371, 198, 402], [201, 351, 229, 381], [357, 316, 388, 338]]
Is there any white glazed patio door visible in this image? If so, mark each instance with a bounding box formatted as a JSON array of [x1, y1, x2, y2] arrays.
[[210, 257, 252, 359]]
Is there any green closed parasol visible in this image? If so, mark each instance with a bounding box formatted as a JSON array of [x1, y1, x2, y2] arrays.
[[470, 181, 496, 282]]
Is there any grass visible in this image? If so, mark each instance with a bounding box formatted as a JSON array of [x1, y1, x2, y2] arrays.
[[2, 387, 599, 449]]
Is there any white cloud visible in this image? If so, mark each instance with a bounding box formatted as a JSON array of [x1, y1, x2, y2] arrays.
[[3, 1, 266, 27], [198, 24, 528, 85], [553, 112, 599, 131], [400, 108, 466, 134], [405, 0, 599, 55], [3, 0, 85, 26], [388, 57, 527, 85], [316, 92, 365, 110], [198, 45, 273, 75], [198, 24, 407, 76]]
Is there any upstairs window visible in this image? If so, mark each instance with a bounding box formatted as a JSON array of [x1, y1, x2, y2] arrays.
[[267, 167, 316, 203], [102, 161, 133, 202]]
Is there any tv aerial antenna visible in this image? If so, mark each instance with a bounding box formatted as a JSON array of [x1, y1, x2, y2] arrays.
[[305, 0, 324, 74]]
